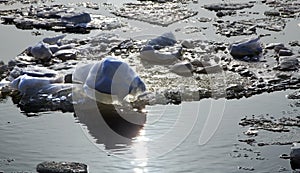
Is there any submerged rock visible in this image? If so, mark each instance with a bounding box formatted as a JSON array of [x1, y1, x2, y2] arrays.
[[229, 37, 262, 61], [36, 161, 88, 173]]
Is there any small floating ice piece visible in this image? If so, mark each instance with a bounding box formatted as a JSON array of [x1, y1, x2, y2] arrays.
[[30, 41, 53, 61], [43, 34, 66, 45], [61, 12, 92, 24], [244, 127, 258, 136], [170, 61, 194, 77], [229, 37, 262, 61], [140, 46, 181, 65], [10, 75, 63, 95], [265, 43, 284, 49], [53, 49, 77, 61]]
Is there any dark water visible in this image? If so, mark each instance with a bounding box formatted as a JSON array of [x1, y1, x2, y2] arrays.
[[0, 0, 299, 172]]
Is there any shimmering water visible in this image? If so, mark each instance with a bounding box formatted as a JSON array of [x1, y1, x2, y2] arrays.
[[0, 0, 299, 172], [0, 91, 297, 172]]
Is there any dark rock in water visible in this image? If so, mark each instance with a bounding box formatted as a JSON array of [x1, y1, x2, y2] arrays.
[[36, 161, 88, 173], [61, 12, 91, 24], [203, 2, 254, 11], [229, 37, 262, 61]]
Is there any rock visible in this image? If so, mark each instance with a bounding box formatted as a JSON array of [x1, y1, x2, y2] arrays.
[[30, 42, 53, 61], [61, 12, 91, 24], [170, 61, 193, 77], [36, 161, 88, 173], [229, 37, 262, 61]]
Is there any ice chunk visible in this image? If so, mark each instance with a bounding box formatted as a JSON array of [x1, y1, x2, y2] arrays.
[[229, 37, 262, 61]]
